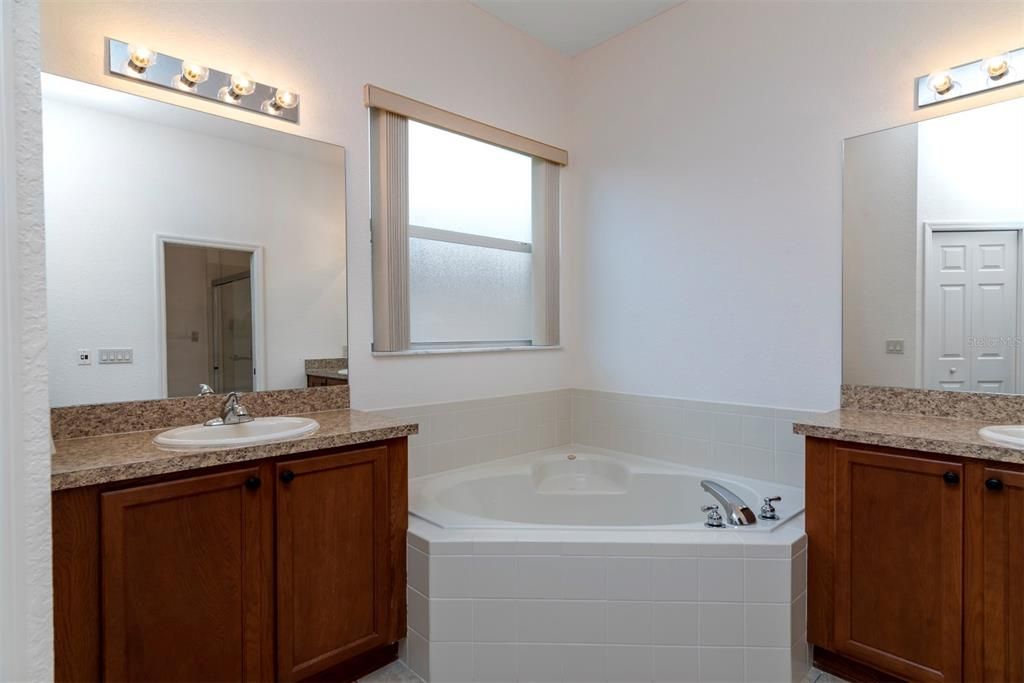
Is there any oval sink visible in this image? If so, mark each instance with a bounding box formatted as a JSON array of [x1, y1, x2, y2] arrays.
[[978, 425, 1024, 449], [154, 416, 319, 450]]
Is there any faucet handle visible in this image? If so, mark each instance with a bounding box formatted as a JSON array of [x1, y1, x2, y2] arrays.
[[759, 496, 782, 520], [198, 383, 215, 396], [700, 504, 725, 528]]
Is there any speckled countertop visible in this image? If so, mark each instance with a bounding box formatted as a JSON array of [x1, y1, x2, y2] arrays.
[[306, 368, 349, 380], [793, 409, 1024, 465], [52, 408, 418, 491]]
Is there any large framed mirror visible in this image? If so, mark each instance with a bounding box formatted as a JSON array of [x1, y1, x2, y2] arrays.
[[42, 75, 348, 407], [843, 95, 1024, 394]]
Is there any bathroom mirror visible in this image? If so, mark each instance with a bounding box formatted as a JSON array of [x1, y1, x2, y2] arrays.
[[42, 74, 348, 407], [843, 95, 1024, 394]]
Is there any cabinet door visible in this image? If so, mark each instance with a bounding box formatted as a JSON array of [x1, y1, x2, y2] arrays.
[[276, 446, 391, 681], [101, 467, 272, 682], [966, 465, 1024, 682], [833, 447, 963, 682]]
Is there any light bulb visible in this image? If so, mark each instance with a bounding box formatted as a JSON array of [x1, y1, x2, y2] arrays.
[[229, 72, 256, 98], [982, 54, 1010, 80], [273, 87, 299, 110], [127, 44, 157, 72], [927, 71, 954, 96], [180, 62, 210, 87]]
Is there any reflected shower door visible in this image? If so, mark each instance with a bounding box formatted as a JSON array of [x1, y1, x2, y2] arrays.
[[212, 272, 254, 393]]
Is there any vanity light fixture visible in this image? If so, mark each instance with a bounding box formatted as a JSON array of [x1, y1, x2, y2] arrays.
[[105, 38, 300, 123], [126, 44, 158, 74], [927, 71, 955, 96], [262, 87, 299, 115], [982, 54, 1010, 81], [218, 72, 257, 103], [174, 61, 209, 91], [916, 46, 1023, 107]]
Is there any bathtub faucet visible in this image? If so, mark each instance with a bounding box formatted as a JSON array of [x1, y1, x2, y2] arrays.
[[700, 480, 757, 526]]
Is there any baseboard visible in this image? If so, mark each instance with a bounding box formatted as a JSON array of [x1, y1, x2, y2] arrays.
[[813, 645, 907, 682], [300, 642, 399, 683]]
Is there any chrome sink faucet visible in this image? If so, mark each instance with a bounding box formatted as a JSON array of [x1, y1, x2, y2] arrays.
[[204, 391, 254, 427], [700, 480, 757, 526]]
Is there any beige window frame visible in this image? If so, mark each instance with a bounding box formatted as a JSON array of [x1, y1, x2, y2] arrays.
[[367, 85, 566, 353]]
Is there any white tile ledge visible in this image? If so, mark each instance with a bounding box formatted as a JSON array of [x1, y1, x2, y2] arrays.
[[373, 345, 562, 357]]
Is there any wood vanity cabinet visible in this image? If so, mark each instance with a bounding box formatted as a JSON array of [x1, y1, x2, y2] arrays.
[[53, 438, 408, 683], [99, 466, 274, 682], [807, 438, 1024, 682]]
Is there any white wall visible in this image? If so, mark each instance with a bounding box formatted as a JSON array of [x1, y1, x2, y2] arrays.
[[842, 124, 920, 388], [918, 97, 1024, 224], [0, 0, 53, 680], [43, 94, 346, 406], [40, 0, 575, 411], [569, 0, 1024, 410]]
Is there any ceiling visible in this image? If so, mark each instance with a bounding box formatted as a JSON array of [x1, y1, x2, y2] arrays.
[[472, 0, 684, 56]]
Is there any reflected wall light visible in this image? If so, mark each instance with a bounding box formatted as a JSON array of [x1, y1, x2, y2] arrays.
[[916, 46, 1024, 108], [106, 38, 300, 123]]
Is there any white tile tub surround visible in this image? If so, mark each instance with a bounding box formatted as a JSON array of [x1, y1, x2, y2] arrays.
[[404, 519, 810, 683], [372, 390, 573, 478], [570, 390, 820, 490]]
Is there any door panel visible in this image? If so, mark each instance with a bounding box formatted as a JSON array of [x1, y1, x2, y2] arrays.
[[100, 467, 272, 682], [834, 447, 963, 682], [925, 230, 1018, 392], [276, 447, 390, 681], [966, 465, 1024, 682]]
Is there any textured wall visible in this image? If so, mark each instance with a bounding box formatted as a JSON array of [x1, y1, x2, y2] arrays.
[[1, 0, 53, 679]]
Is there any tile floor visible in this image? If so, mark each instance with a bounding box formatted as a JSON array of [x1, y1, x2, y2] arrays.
[[359, 660, 845, 682], [360, 660, 423, 682]]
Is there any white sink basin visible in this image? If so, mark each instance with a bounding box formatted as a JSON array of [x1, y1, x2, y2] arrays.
[[154, 416, 319, 450], [978, 425, 1024, 449]]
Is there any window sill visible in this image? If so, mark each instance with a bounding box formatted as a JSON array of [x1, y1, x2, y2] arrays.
[[372, 345, 562, 358]]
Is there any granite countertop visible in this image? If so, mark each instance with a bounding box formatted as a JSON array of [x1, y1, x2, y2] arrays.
[[52, 408, 418, 491], [793, 409, 1024, 465], [306, 368, 349, 380]]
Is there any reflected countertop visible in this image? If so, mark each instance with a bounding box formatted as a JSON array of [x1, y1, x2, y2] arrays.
[[306, 368, 349, 380], [52, 408, 417, 491], [793, 409, 1024, 465]]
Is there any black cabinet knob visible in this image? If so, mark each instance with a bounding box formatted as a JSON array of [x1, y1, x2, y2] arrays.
[[942, 471, 960, 485], [280, 470, 296, 484], [244, 476, 261, 491], [985, 478, 1004, 491]]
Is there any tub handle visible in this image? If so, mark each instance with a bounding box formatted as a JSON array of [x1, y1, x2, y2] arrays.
[[701, 504, 726, 528], [759, 496, 781, 520]]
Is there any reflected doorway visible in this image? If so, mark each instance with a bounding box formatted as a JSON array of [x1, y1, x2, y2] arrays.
[[162, 241, 260, 397], [922, 224, 1023, 393]]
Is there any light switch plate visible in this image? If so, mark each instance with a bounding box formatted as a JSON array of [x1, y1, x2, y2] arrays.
[[99, 348, 134, 364], [886, 339, 905, 355]]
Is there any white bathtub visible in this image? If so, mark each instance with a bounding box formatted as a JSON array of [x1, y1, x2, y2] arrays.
[[410, 447, 804, 531], [404, 447, 810, 682]]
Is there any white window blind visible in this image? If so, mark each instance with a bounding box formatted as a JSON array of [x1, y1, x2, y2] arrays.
[[367, 85, 566, 353]]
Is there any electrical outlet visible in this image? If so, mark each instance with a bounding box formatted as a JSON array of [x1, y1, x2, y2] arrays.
[[77, 349, 91, 365], [99, 348, 134, 364], [886, 339, 905, 355]]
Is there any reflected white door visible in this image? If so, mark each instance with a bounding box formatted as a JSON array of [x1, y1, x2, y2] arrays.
[[925, 231, 1018, 392]]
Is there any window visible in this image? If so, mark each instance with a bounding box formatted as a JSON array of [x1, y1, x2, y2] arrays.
[[408, 121, 533, 344], [366, 85, 565, 353]]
